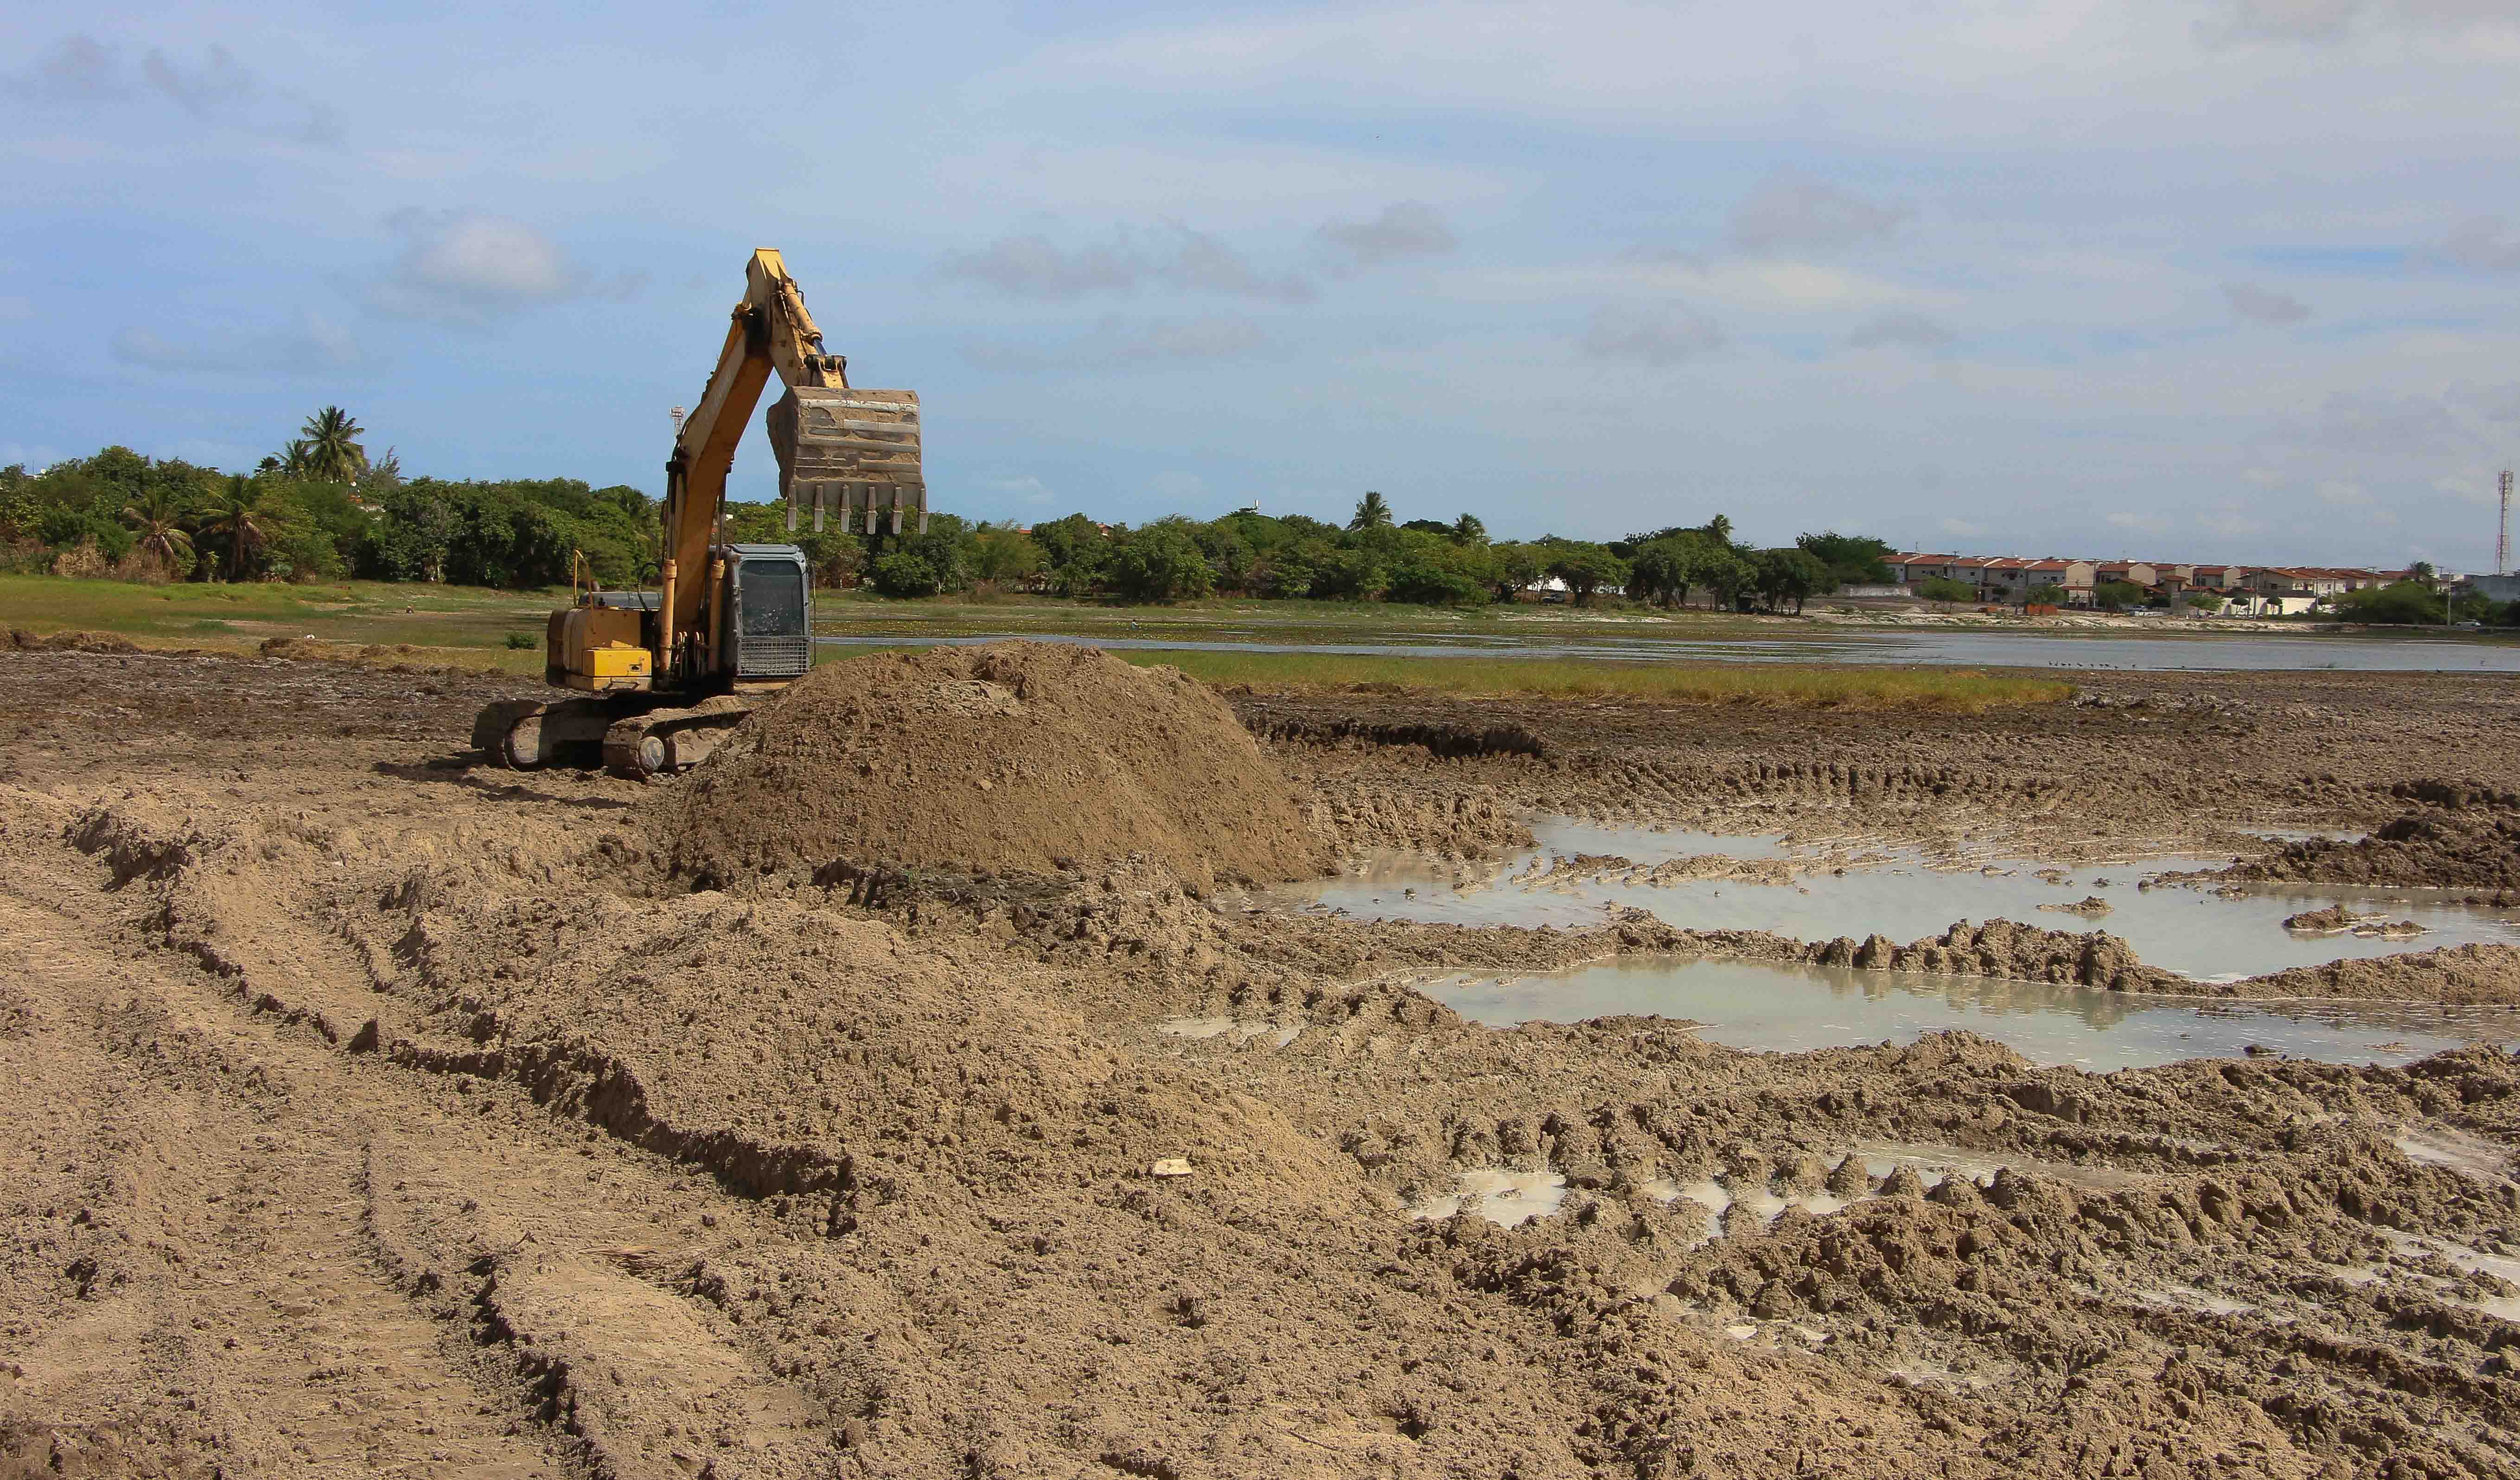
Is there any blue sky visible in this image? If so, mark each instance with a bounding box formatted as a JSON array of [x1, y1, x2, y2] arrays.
[[8, 0, 2520, 566]]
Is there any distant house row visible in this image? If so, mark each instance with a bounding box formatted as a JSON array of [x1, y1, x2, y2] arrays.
[[1885, 554, 2443, 615]]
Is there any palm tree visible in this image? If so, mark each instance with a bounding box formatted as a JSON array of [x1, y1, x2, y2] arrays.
[[299, 406, 367, 483], [121, 485, 196, 574], [1450, 512, 1486, 544], [279, 439, 315, 476], [1348, 490, 1393, 531], [197, 476, 270, 581]]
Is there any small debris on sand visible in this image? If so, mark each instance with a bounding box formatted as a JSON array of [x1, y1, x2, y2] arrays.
[[2037, 895, 2112, 919]]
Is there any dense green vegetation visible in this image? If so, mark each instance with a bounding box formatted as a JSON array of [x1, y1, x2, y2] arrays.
[[1, 413, 664, 591], [30, 413, 2509, 630], [5, 420, 1904, 616]]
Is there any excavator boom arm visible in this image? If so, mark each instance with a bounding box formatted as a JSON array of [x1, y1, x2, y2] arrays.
[[657, 249, 847, 673]]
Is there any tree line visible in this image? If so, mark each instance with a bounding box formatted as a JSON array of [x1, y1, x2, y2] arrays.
[[765, 495, 1898, 612], [1, 411, 660, 589], [5, 415, 1903, 612]]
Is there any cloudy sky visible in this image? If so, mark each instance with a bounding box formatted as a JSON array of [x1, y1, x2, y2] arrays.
[[7, 0, 2520, 565]]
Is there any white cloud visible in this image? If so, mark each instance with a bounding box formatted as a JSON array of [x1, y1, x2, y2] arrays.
[[142, 46, 255, 120], [1100, 315, 1274, 362], [8, 33, 341, 144], [1577, 304, 1725, 365], [1162, 229, 1314, 304], [1730, 173, 1911, 253], [961, 315, 1276, 373], [938, 226, 1312, 304], [0, 297, 31, 322], [367, 210, 642, 326], [2105, 511, 2172, 534], [985, 474, 1056, 507], [2317, 478, 2372, 505], [109, 311, 370, 377], [12, 34, 121, 101], [2201, 0, 2520, 44], [1846, 312, 1953, 350], [2223, 282, 2310, 323], [1317, 202, 1458, 274], [937, 236, 1142, 299], [2432, 217, 2520, 273], [1939, 517, 1986, 539]]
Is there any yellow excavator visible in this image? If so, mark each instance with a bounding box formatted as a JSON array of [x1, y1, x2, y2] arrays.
[[472, 249, 924, 777]]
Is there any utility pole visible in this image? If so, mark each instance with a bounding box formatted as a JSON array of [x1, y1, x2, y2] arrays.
[[2501, 470, 2513, 574]]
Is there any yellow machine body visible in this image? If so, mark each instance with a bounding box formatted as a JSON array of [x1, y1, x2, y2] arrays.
[[547, 602, 654, 692]]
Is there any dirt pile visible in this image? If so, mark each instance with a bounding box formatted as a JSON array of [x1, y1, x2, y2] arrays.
[[2226, 801, 2520, 890], [6, 628, 138, 654], [1805, 918, 2176, 991], [651, 642, 1334, 891]]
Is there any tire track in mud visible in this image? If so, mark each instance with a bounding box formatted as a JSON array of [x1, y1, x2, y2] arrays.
[[0, 835, 845, 1480]]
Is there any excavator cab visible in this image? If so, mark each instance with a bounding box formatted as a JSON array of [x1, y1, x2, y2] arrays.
[[718, 544, 813, 681]]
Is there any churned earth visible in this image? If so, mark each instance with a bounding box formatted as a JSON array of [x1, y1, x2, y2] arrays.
[[2, 643, 2519, 1479]]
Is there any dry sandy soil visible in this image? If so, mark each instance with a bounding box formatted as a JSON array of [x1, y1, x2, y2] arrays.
[[5, 645, 2520, 1479]]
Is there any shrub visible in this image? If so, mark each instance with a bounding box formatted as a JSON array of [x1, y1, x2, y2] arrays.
[[1106, 521, 1216, 602], [504, 631, 538, 649], [869, 551, 942, 598]]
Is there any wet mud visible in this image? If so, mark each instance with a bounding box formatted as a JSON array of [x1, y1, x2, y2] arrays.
[[3, 648, 2520, 1477]]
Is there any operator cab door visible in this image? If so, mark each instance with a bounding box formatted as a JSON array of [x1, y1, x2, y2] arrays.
[[726, 546, 812, 680]]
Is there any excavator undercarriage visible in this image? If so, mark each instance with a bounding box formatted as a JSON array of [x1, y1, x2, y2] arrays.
[[471, 250, 923, 779]]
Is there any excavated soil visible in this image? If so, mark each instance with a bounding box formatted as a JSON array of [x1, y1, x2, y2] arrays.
[[6, 647, 2520, 1478], [651, 643, 1333, 892], [2225, 804, 2520, 892]]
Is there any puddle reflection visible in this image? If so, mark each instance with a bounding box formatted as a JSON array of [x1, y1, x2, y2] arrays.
[[1433, 957, 2503, 1070]]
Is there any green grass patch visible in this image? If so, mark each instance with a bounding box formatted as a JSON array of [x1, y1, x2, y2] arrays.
[[816, 641, 2067, 710], [0, 573, 560, 647], [1118, 649, 2068, 710]]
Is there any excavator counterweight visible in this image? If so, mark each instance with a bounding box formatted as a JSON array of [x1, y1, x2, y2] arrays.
[[473, 250, 924, 777]]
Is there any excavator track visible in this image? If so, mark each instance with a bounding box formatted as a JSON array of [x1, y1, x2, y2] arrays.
[[598, 695, 757, 779], [475, 694, 758, 779], [471, 697, 619, 771]]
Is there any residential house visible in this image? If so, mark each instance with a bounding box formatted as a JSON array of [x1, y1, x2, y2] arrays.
[[1887, 553, 1962, 585], [2092, 561, 2158, 590], [2247, 568, 2325, 598], [1974, 557, 2039, 602], [1947, 556, 2006, 594]]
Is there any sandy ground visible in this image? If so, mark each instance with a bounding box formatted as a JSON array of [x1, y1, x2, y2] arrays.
[[6, 648, 2520, 1478]]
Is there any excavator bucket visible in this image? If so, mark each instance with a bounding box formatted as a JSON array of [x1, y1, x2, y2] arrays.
[[767, 387, 925, 537]]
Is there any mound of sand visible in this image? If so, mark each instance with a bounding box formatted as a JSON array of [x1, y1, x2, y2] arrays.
[[2229, 805, 2520, 890], [651, 642, 1334, 890], [8, 628, 139, 654]]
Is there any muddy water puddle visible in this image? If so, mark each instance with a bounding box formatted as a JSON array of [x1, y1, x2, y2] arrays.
[[1431, 958, 2496, 1069], [1276, 819, 2520, 983]]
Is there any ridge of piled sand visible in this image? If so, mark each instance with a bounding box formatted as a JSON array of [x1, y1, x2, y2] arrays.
[[650, 641, 1334, 890]]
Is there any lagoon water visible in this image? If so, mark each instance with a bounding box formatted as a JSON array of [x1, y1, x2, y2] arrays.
[[1275, 819, 2520, 984], [1428, 957, 2490, 1071], [1248, 818, 2520, 1068], [819, 627, 2520, 673]]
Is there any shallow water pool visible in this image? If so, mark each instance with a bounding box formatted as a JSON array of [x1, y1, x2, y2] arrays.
[[1273, 819, 2520, 984], [1431, 957, 2501, 1070]]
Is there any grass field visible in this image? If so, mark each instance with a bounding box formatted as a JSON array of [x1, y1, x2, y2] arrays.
[[1115, 648, 2070, 710], [0, 574, 555, 673], [0, 573, 2069, 706]]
